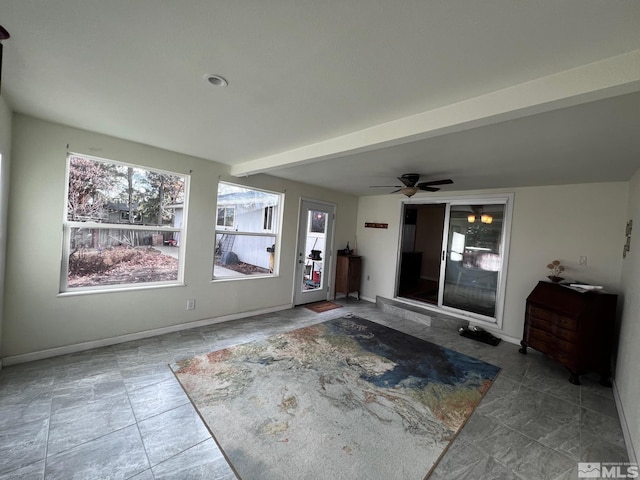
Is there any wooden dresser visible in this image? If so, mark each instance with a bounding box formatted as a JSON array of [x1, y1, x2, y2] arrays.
[[519, 281, 617, 385], [335, 253, 361, 301]]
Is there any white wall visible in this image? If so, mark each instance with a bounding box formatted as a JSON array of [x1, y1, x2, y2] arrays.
[[0, 97, 12, 364], [616, 168, 640, 463], [357, 183, 628, 339], [1, 115, 358, 359]]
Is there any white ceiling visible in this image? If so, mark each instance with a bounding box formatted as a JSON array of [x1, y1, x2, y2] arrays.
[[2, 1, 640, 196]]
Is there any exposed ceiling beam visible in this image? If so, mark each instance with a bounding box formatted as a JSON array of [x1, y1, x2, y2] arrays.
[[230, 50, 640, 177]]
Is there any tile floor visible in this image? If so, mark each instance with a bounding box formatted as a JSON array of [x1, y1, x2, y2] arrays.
[[0, 300, 629, 479]]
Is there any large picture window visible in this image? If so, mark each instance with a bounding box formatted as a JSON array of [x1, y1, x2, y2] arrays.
[[61, 153, 188, 292], [214, 182, 282, 279]]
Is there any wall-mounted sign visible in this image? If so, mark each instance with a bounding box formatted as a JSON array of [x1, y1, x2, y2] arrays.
[[365, 222, 388, 229]]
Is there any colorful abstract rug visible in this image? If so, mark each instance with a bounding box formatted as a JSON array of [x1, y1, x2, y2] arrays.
[[172, 316, 500, 480], [304, 301, 343, 313]]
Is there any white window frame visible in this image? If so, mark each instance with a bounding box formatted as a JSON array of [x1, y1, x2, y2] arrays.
[[60, 153, 189, 293], [216, 206, 236, 229], [213, 181, 283, 280], [398, 193, 514, 329], [263, 205, 274, 231]]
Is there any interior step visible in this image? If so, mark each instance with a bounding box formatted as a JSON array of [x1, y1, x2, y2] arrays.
[[376, 296, 469, 330]]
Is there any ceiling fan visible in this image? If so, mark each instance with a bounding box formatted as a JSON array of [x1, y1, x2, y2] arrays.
[[370, 173, 454, 197]]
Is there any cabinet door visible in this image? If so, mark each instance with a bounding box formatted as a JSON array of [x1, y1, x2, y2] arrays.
[[348, 257, 361, 290], [335, 256, 348, 293]]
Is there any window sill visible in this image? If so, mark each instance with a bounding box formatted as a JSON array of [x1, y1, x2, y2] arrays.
[[212, 274, 277, 283], [58, 282, 185, 298]]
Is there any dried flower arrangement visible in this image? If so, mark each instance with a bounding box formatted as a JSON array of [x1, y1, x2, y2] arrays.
[[546, 260, 565, 282]]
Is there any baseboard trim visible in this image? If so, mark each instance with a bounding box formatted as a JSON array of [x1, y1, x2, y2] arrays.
[[613, 379, 638, 465], [1, 304, 293, 366]]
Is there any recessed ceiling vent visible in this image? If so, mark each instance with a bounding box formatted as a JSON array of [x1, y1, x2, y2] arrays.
[[205, 74, 228, 87]]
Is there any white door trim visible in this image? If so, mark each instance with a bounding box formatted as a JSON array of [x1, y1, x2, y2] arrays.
[[292, 199, 336, 306]]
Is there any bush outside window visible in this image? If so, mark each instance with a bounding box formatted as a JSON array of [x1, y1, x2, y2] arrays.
[[62, 153, 188, 292], [214, 182, 282, 278]]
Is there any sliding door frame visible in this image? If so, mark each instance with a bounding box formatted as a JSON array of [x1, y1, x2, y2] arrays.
[[396, 193, 514, 329]]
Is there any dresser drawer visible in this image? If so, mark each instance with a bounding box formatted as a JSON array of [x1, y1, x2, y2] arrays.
[[526, 326, 577, 354], [555, 314, 578, 331], [526, 315, 578, 342], [528, 305, 552, 322], [529, 305, 578, 331]]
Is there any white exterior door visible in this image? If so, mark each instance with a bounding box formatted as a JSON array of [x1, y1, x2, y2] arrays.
[[293, 199, 335, 306]]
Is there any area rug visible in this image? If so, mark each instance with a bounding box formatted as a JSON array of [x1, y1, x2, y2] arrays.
[[304, 300, 343, 313], [172, 316, 500, 480]]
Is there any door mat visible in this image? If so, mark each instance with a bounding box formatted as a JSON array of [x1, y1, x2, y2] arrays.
[[304, 301, 343, 313]]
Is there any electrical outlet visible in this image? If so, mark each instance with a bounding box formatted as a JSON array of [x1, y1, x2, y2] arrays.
[[187, 299, 196, 310], [579, 256, 588, 266]]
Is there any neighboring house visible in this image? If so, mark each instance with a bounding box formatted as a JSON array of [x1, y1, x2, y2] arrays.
[[167, 204, 184, 246], [106, 202, 144, 225], [215, 191, 279, 270]]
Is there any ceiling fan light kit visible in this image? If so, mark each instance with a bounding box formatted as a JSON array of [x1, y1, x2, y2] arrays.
[[468, 207, 493, 224], [400, 186, 419, 197]]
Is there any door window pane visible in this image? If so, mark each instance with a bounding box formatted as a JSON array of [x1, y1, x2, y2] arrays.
[[443, 204, 504, 317], [302, 211, 328, 291]]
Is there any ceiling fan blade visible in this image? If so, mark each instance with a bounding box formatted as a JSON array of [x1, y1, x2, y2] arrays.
[[416, 179, 454, 187], [370, 175, 453, 192]]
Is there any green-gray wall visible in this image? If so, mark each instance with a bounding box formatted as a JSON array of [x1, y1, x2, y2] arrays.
[[1, 112, 638, 463], [355, 180, 637, 461], [0, 97, 12, 365], [1, 114, 358, 360], [617, 168, 640, 463]]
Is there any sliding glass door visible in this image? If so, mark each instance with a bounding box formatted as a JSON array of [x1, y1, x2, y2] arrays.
[[398, 196, 512, 325], [441, 204, 505, 318]]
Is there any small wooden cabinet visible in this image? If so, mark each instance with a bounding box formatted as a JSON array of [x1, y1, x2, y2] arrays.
[[335, 253, 361, 301], [519, 281, 617, 385]]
